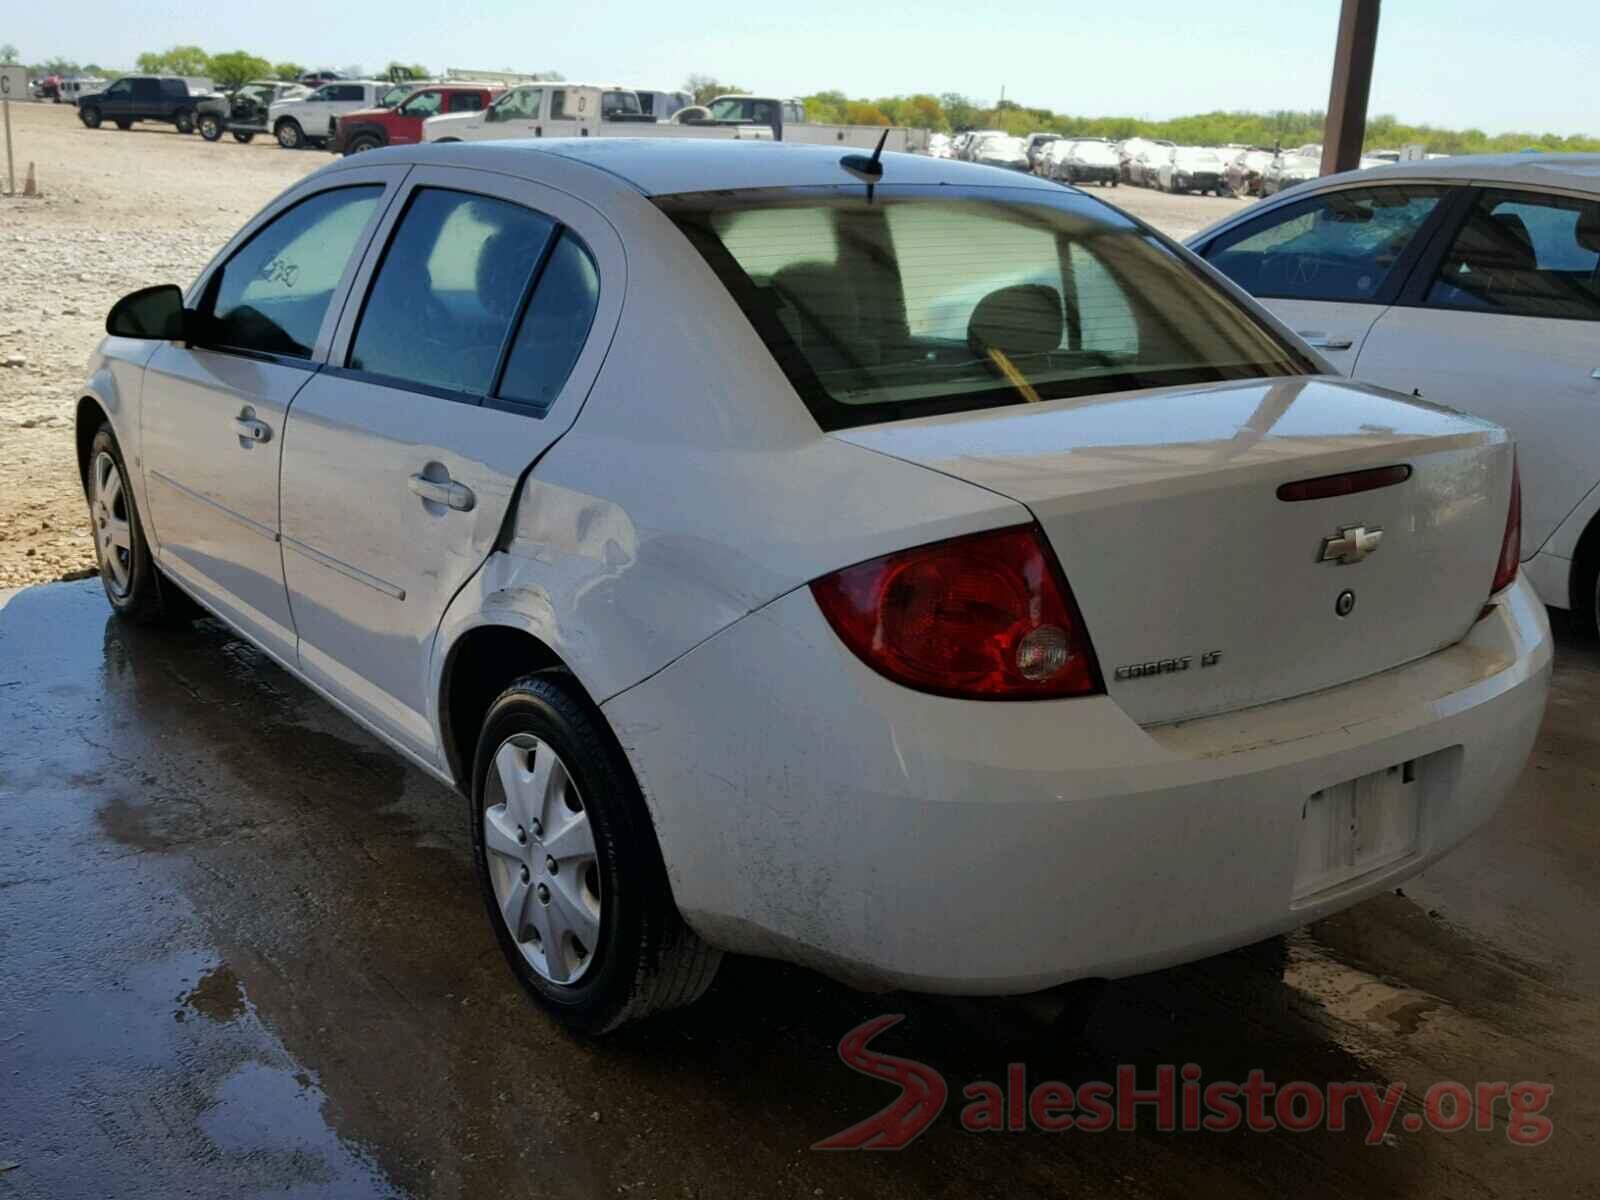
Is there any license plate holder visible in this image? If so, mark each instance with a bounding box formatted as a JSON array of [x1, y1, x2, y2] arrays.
[[1293, 761, 1422, 902]]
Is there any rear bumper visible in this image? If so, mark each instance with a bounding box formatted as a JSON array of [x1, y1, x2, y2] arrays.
[[605, 575, 1551, 995]]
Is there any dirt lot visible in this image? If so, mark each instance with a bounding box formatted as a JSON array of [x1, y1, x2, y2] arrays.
[[0, 101, 1250, 589]]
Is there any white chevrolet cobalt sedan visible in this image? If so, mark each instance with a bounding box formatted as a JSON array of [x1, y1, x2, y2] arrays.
[[79, 140, 1550, 1032]]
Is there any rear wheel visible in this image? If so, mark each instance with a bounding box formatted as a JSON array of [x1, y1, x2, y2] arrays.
[[174, 108, 196, 134], [114, 119, 132, 131], [470, 674, 721, 1033], [198, 113, 223, 141], [85, 425, 189, 625], [232, 130, 255, 144]]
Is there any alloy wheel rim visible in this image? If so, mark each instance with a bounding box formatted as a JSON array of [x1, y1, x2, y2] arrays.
[[483, 733, 602, 985], [91, 451, 133, 597]]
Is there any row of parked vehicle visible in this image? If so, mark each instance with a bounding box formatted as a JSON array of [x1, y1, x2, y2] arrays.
[[64, 70, 927, 156], [931, 129, 1428, 199]]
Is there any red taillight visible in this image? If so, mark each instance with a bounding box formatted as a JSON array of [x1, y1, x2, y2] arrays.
[[810, 525, 1103, 700], [1490, 452, 1521, 596]]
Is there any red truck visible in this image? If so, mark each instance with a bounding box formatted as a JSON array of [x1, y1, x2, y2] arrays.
[[331, 83, 503, 155]]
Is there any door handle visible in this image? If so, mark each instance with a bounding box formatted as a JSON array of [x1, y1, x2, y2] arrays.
[[1590, 368, 1600, 380], [1298, 332, 1354, 351], [408, 473, 476, 512], [233, 414, 271, 443]]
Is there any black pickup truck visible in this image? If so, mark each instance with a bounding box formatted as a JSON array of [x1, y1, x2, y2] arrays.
[[77, 76, 217, 134]]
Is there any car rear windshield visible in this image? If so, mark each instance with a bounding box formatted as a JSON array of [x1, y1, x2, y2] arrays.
[[657, 184, 1313, 430]]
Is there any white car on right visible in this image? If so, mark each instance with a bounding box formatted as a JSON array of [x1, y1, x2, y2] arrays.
[[1189, 152, 1600, 631]]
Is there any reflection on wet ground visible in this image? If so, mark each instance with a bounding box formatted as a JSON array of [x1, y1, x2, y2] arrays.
[[2, 581, 1596, 1198]]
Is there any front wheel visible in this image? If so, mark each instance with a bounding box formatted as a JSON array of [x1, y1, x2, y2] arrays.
[[470, 674, 721, 1033], [232, 130, 255, 144], [346, 133, 380, 155], [114, 119, 132, 130], [85, 425, 189, 625], [174, 108, 195, 134], [275, 118, 304, 149], [80, 105, 102, 129], [198, 113, 223, 141]]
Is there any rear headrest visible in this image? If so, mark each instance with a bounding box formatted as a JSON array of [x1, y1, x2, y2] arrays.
[[772, 261, 858, 344], [1575, 208, 1600, 255], [967, 285, 1063, 359]]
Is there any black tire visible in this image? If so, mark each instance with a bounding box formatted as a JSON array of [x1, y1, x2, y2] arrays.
[[347, 133, 381, 155], [232, 130, 255, 144], [470, 673, 721, 1034], [80, 104, 102, 129], [114, 119, 132, 131], [84, 424, 191, 626], [275, 117, 304, 149], [174, 108, 196, 134], [198, 113, 223, 141]]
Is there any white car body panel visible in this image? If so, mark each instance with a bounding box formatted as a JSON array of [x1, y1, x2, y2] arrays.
[[82, 140, 1551, 997]]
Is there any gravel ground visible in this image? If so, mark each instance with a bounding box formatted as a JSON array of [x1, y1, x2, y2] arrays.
[[0, 101, 1249, 588]]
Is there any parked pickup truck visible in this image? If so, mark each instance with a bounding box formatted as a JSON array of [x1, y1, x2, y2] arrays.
[[77, 76, 219, 134], [196, 80, 309, 144], [330, 82, 502, 154], [268, 79, 416, 150], [424, 85, 928, 153]]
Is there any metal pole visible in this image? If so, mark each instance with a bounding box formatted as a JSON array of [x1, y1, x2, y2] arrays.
[[3, 99, 13, 197], [1322, 0, 1381, 176]]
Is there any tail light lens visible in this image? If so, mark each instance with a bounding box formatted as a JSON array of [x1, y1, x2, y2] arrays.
[[1489, 452, 1521, 596], [810, 524, 1103, 700]]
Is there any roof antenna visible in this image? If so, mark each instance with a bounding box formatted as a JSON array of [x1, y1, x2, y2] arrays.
[[840, 128, 891, 201]]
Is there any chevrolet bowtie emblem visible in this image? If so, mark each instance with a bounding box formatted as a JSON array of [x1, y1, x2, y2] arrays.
[[1319, 524, 1383, 564]]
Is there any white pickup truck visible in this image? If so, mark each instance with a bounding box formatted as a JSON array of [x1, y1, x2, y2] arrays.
[[423, 85, 928, 153], [268, 79, 416, 149]]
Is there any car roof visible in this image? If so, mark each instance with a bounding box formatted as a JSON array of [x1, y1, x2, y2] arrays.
[[1312, 151, 1600, 192], [400, 138, 1068, 197]]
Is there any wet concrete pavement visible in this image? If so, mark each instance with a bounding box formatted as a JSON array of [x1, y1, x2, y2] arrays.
[[2, 580, 1597, 1198]]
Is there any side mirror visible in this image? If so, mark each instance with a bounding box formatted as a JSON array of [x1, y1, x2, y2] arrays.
[[483, 106, 498, 123], [106, 284, 188, 341]]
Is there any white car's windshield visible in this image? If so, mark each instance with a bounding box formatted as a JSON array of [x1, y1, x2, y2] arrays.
[[659, 186, 1310, 430]]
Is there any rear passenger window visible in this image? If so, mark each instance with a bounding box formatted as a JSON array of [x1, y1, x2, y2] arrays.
[[1206, 186, 1446, 302], [451, 92, 485, 113], [497, 233, 601, 410], [200, 185, 382, 359], [348, 189, 555, 396], [1427, 190, 1600, 321]]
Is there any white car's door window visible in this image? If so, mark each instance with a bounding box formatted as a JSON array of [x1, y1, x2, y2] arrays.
[[1207, 186, 1448, 303], [348, 188, 556, 396], [198, 185, 382, 359], [1427, 189, 1600, 322]]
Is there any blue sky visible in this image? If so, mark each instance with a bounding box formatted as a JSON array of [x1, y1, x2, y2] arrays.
[[9, 0, 1593, 135]]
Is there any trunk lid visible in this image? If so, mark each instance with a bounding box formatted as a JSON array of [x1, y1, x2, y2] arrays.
[[833, 378, 1513, 725]]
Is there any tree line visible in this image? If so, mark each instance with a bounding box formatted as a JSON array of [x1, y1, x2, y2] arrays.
[[785, 87, 1600, 155]]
